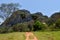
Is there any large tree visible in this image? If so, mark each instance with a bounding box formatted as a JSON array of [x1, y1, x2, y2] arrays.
[[0, 3, 20, 19]]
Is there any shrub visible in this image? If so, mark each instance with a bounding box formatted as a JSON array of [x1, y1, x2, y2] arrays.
[[12, 23, 30, 32], [55, 19, 60, 29], [48, 24, 56, 31], [0, 27, 8, 33], [7, 27, 14, 33], [33, 20, 46, 31], [28, 24, 33, 31]]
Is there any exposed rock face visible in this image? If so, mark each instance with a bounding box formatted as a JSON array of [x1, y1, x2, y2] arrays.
[[2, 10, 32, 26], [1, 9, 49, 27]]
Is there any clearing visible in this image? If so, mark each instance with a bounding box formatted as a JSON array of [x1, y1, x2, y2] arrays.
[[0, 31, 60, 40]]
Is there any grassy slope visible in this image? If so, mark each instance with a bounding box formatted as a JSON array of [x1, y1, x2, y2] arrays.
[[0, 31, 60, 40], [0, 32, 25, 40], [33, 31, 60, 40]]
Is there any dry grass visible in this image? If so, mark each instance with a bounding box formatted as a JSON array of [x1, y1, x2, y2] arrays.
[[0, 31, 60, 40], [0, 32, 25, 40], [33, 31, 60, 40]]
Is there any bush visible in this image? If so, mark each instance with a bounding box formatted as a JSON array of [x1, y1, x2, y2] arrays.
[[33, 20, 46, 31], [55, 19, 60, 29], [48, 24, 55, 31], [12, 23, 30, 32], [28, 24, 33, 31], [7, 27, 14, 33], [0, 26, 14, 33], [0, 27, 8, 33]]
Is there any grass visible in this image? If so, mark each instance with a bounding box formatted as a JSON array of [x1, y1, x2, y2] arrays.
[[33, 31, 60, 40], [0, 32, 25, 40], [0, 31, 60, 40]]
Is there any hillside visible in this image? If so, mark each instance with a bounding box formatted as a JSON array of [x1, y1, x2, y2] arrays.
[[1, 9, 48, 27], [0, 9, 60, 32]]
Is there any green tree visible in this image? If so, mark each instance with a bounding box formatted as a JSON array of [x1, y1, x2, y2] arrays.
[[47, 18, 54, 26], [33, 20, 45, 31]]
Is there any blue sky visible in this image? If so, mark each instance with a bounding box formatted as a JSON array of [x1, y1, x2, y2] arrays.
[[0, 0, 60, 16], [0, 0, 60, 23]]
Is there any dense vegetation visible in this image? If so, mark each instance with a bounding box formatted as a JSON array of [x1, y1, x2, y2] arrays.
[[0, 3, 60, 33]]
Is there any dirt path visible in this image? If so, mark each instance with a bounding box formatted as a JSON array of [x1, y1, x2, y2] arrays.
[[25, 32, 38, 40]]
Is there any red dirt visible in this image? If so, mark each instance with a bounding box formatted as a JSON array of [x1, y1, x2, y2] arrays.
[[25, 32, 38, 40]]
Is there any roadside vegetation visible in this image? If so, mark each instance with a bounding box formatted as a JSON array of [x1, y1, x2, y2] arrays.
[[0, 3, 60, 40], [0, 3, 60, 33]]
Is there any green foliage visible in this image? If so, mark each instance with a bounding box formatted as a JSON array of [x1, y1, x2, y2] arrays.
[[7, 27, 14, 33], [33, 20, 45, 31], [0, 26, 14, 33], [12, 23, 30, 32], [1, 7, 60, 33], [55, 19, 60, 28], [48, 24, 55, 31], [28, 24, 33, 31], [0, 27, 8, 33]]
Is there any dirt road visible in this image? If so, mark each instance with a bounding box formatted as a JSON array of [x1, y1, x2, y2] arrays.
[[25, 32, 38, 40]]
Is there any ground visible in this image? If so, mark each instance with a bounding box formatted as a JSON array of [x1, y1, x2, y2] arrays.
[[25, 32, 38, 40], [33, 31, 60, 40], [0, 31, 60, 40], [0, 32, 25, 40]]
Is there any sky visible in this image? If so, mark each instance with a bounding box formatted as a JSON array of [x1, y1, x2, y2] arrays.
[[0, 0, 60, 24]]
